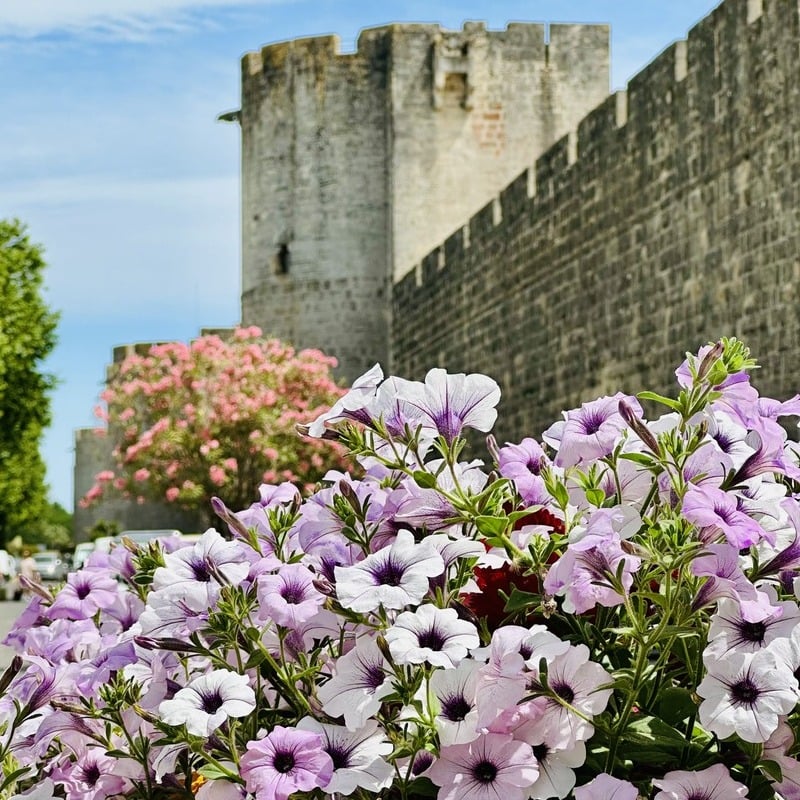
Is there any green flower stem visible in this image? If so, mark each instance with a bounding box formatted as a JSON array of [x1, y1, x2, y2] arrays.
[[606, 567, 677, 772]]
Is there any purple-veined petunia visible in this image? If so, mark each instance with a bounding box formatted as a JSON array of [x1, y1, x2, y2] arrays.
[[240, 726, 333, 800], [652, 763, 748, 799], [158, 669, 256, 736], [47, 570, 120, 620], [296, 717, 394, 794], [385, 604, 479, 668], [316, 635, 394, 731], [705, 588, 800, 658], [257, 563, 325, 628], [427, 732, 539, 800], [697, 648, 798, 742], [544, 531, 640, 615], [334, 529, 444, 612], [682, 483, 771, 548], [574, 773, 638, 800], [152, 528, 250, 591], [400, 368, 501, 444], [543, 393, 641, 468]]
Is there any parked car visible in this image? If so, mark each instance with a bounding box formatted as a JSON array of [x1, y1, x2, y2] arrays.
[[114, 530, 182, 548], [72, 542, 96, 571], [0, 550, 21, 600], [33, 551, 69, 583]]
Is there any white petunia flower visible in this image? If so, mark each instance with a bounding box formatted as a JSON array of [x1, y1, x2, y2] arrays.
[[697, 649, 798, 743], [385, 604, 479, 668], [297, 717, 394, 795], [152, 528, 250, 592], [334, 530, 444, 612], [427, 660, 482, 746], [159, 669, 256, 736], [10, 779, 58, 800], [705, 589, 800, 658], [317, 636, 394, 731]]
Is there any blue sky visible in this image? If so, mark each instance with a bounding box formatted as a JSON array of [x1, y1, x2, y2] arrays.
[[0, 0, 716, 512]]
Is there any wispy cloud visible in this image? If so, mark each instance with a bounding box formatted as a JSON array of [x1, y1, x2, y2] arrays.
[[0, 0, 288, 40]]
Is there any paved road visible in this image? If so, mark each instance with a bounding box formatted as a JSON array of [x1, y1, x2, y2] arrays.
[[0, 600, 26, 669]]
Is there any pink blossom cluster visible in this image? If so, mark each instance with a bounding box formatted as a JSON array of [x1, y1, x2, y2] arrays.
[[6, 339, 800, 800], [81, 327, 348, 518]]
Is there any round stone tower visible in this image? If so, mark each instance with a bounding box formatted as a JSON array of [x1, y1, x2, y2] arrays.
[[237, 22, 610, 381]]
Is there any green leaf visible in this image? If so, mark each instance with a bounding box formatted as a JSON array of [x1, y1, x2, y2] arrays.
[[405, 777, 439, 798], [656, 687, 697, 725], [585, 487, 605, 507], [759, 759, 784, 784], [412, 470, 438, 489], [503, 586, 540, 613], [197, 763, 233, 781], [475, 515, 509, 538], [244, 650, 266, 670], [637, 391, 682, 411]]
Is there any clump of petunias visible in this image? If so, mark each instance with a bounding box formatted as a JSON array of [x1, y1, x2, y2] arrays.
[[7, 337, 800, 800]]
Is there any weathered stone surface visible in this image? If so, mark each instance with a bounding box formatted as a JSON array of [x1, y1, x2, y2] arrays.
[[239, 22, 609, 381], [393, 0, 800, 442]]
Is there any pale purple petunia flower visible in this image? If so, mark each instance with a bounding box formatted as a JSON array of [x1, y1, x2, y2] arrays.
[[544, 532, 640, 615], [697, 649, 798, 742], [705, 589, 799, 658], [159, 669, 256, 736], [47, 570, 120, 620], [534, 644, 613, 745], [400, 368, 501, 443], [543, 393, 642, 468], [305, 363, 384, 437], [423, 659, 482, 746], [9, 777, 58, 800], [574, 774, 638, 800], [498, 438, 551, 506], [652, 763, 748, 799], [76, 640, 138, 694], [488, 699, 586, 799], [51, 746, 128, 800], [427, 732, 540, 800], [762, 721, 800, 800], [152, 528, 250, 591], [682, 483, 770, 548], [334, 529, 444, 612], [240, 726, 333, 800], [691, 543, 775, 622], [257, 564, 325, 628], [385, 604, 479, 668]]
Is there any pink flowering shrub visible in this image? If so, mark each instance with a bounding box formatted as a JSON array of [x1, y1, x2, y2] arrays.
[[7, 338, 800, 799], [82, 327, 348, 523]]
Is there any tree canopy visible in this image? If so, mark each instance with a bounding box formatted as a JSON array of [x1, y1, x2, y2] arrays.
[[84, 327, 348, 526], [0, 220, 59, 545]]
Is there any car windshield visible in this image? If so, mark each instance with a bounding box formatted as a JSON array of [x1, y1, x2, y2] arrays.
[[34, 553, 59, 564]]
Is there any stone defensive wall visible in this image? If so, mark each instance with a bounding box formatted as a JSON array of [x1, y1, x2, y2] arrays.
[[238, 21, 609, 381], [393, 0, 800, 441]]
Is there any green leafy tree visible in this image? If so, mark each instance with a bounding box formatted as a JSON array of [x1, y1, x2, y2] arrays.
[[0, 220, 59, 546], [18, 500, 74, 550]]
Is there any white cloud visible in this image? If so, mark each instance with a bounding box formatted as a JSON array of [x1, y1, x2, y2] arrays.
[[0, 0, 285, 39]]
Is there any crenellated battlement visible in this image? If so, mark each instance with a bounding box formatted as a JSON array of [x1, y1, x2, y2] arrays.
[[238, 15, 610, 380], [396, 0, 784, 303], [393, 0, 800, 440]]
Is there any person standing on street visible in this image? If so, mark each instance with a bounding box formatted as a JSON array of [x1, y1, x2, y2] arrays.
[[19, 550, 39, 595]]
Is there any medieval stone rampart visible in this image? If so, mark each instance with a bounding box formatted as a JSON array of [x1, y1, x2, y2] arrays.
[[239, 22, 609, 380], [393, 0, 800, 440]]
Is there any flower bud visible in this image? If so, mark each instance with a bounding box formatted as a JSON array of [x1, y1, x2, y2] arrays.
[[618, 399, 661, 456], [696, 340, 724, 381], [0, 656, 22, 695]]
